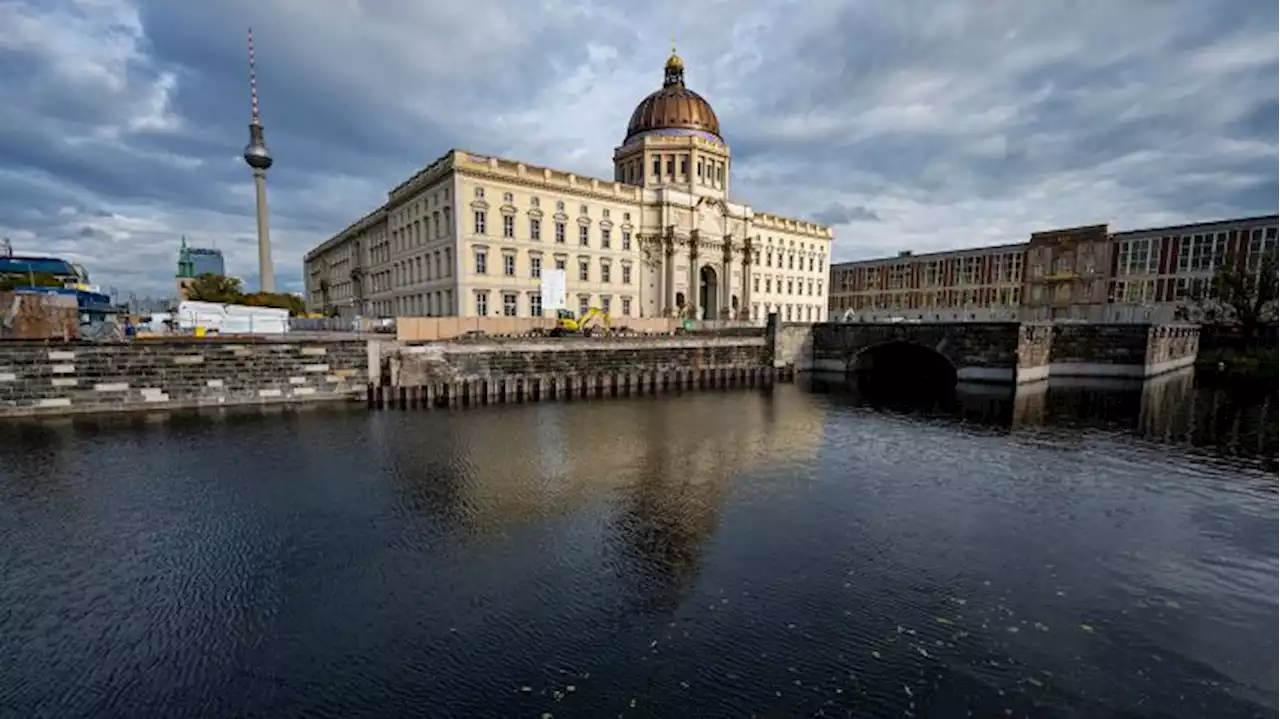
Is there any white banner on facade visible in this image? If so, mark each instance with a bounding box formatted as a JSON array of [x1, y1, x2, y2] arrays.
[[541, 268, 567, 311]]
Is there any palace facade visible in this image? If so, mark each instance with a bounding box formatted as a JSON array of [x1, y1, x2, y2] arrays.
[[304, 52, 832, 323]]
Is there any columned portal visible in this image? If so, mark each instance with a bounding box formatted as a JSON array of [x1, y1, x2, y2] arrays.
[[699, 266, 718, 321]]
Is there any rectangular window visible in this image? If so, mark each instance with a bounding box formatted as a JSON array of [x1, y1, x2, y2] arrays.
[[680, 157, 688, 175], [555, 222, 566, 243], [601, 296, 612, 314], [530, 218, 541, 241], [579, 225, 589, 246], [601, 228, 611, 249], [473, 211, 486, 235], [666, 157, 674, 175], [530, 255, 542, 279], [578, 260, 589, 282], [502, 292, 517, 317], [579, 296, 590, 315], [621, 297, 631, 316], [555, 257, 566, 271], [753, 277, 760, 292], [474, 249, 487, 275], [503, 254, 515, 277], [652, 157, 660, 176], [621, 264, 632, 284], [600, 262, 611, 283], [502, 215, 514, 238], [621, 231, 631, 250], [530, 293, 543, 317], [476, 291, 489, 316]]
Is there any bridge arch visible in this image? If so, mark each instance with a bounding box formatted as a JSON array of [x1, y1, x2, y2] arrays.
[[847, 340, 958, 392]]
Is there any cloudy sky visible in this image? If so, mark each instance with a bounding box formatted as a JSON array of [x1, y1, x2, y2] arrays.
[[1, 0, 1276, 297]]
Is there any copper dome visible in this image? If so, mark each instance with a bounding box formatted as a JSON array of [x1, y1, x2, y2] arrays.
[[623, 51, 722, 144]]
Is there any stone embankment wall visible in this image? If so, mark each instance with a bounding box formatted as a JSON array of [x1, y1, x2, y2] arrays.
[[1043, 323, 1199, 378], [0, 339, 368, 417], [371, 334, 783, 408], [798, 321, 1200, 384]]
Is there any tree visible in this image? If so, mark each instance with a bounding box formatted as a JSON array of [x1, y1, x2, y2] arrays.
[[185, 273, 245, 303], [242, 291, 306, 316], [1179, 247, 1278, 340]]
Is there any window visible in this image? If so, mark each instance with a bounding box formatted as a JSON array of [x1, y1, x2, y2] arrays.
[[765, 279, 772, 293], [503, 254, 515, 277], [530, 196, 540, 208], [503, 192, 513, 203], [443, 207, 452, 233], [680, 157, 688, 175], [555, 222, 566, 243], [601, 296, 612, 314], [621, 231, 632, 250], [476, 291, 489, 316], [556, 200, 564, 211], [753, 277, 760, 292], [579, 204, 588, 216], [600, 262, 611, 283], [602, 208, 610, 218], [555, 257, 567, 271], [578, 296, 590, 315], [530, 255, 542, 279], [530, 218, 541, 241], [474, 248, 487, 274], [530, 293, 543, 317], [579, 225, 590, 247], [621, 264, 632, 284], [579, 260, 590, 281], [808, 257, 814, 272], [473, 211, 486, 235], [502, 292, 517, 317], [474, 187, 485, 199], [501, 214, 514, 238], [666, 157, 674, 175], [601, 228, 611, 249], [767, 252, 773, 267], [621, 297, 632, 316], [788, 255, 795, 270], [652, 157, 660, 176]]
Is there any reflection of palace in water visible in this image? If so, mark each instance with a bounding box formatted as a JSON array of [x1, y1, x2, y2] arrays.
[[375, 391, 829, 611]]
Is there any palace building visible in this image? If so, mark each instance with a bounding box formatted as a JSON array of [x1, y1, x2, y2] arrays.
[[303, 51, 833, 322]]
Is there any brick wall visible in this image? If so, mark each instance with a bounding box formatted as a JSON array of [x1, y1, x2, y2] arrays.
[[389, 336, 766, 386], [0, 339, 368, 417]]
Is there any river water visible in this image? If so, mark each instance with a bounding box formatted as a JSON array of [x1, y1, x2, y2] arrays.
[[1, 371, 1275, 718]]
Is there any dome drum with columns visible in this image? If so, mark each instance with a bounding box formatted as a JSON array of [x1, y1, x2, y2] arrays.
[[304, 50, 833, 325]]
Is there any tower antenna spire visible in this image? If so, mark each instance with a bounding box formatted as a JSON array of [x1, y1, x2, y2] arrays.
[[242, 26, 276, 293], [248, 26, 261, 125]]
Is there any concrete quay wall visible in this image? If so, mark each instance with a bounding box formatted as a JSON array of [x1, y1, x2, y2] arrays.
[[0, 339, 368, 417], [372, 334, 782, 409]]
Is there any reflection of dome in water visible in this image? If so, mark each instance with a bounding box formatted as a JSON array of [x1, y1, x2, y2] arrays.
[[623, 50, 723, 145]]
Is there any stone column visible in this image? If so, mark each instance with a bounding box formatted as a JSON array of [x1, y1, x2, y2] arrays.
[[721, 235, 734, 320], [741, 238, 754, 320], [662, 236, 675, 316], [688, 234, 700, 320]]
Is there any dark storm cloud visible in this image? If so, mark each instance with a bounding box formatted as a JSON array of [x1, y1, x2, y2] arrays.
[[0, 0, 1274, 293]]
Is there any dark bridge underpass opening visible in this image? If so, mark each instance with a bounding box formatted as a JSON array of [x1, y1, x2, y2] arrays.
[[849, 342, 958, 398]]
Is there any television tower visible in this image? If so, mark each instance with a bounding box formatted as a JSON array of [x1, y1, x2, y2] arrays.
[[243, 27, 276, 292]]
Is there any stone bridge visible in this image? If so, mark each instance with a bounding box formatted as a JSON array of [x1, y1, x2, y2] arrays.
[[772, 320, 1200, 385]]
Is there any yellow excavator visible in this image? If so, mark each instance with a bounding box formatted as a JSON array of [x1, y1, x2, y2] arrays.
[[552, 307, 612, 336]]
